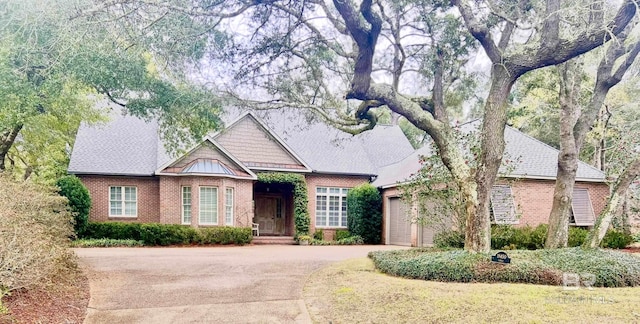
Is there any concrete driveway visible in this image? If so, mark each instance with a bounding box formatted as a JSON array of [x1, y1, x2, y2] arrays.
[[75, 245, 407, 323]]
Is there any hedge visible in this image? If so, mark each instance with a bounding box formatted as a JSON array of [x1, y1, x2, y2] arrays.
[[434, 225, 633, 250], [81, 222, 252, 246], [369, 248, 640, 287], [346, 183, 382, 244]]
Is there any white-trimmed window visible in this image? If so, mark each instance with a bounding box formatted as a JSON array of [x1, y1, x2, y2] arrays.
[[109, 186, 137, 217], [225, 188, 234, 226], [316, 187, 349, 228], [199, 187, 218, 225], [182, 186, 192, 225]]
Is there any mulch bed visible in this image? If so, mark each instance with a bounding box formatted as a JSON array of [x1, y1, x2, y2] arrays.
[[621, 247, 640, 254], [1, 271, 90, 323]]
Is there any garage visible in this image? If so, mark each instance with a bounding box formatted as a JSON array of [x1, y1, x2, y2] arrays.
[[419, 224, 435, 247], [388, 197, 412, 246]]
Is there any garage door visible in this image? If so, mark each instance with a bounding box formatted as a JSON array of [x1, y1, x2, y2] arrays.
[[420, 225, 435, 246], [388, 197, 412, 246]]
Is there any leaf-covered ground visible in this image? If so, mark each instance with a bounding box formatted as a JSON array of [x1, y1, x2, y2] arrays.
[[1, 269, 89, 323]]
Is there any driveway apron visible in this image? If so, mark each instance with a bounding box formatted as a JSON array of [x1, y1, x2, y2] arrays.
[[75, 245, 406, 323]]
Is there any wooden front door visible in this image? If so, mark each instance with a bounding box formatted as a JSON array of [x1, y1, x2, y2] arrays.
[[254, 196, 285, 235]]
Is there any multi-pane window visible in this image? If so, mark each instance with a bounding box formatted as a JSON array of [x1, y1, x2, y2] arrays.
[[316, 187, 350, 227], [225, 188, 234, 226], [199, 187, 218, 225], [109, 186, 137, 217], [182, 186, 191, 224]]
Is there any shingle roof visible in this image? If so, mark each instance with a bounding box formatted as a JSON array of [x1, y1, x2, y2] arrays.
[[236, 109, 414, 175], [68, 109, 160, 176], [68, 104, 415, 177], [502, 126, 604, 181], [372, 123, 606, 188]]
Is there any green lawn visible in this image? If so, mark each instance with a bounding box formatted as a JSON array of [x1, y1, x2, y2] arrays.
[[303, 258, 640, 323]]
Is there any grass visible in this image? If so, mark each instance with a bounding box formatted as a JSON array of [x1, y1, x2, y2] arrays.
[[303, 258, 640, 324]]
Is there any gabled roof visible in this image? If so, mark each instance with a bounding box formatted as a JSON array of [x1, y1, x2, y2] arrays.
[[213, 112, 312, 172], [155, 138, 257, 180], [68, 103, 415, 178], [244, 109, 414, 176], [372, 123, 606, 188]]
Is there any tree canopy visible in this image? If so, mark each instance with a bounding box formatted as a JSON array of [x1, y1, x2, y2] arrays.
[[0, 0, 224, 182], [76, 0, 640, 252]]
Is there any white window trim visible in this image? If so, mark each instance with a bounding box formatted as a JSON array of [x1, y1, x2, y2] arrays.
[[315, 186, 349, 228], [182, 186, 192, 225], [109, 186, 137, 218], [225, 187, 234, 226], [199, 186, 218, 225]]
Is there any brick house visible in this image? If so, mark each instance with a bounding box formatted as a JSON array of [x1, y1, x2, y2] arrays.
[[68, 109, 414, 240], [373, 125, 609, 246], [69, 109, 609, 245]]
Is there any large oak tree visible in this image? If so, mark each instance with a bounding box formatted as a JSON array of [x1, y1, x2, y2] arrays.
[[84, 0, 639, 252]]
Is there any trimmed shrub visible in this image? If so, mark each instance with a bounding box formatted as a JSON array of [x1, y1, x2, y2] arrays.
[[346, 183, 382, 244], [309, 235, 364, 245], [433, 230, 464, 249], [196, 227, 252, 245], [369, 247, 640, 287], [56, 175, 91, 236], [601, 230, 634, 249], [313, 229, 324, 240], [71, 239, 144, 247], [633, 232, 640, 243], [568, 227, 588, 247], [335, 229, 351, 241], [82, 222, 143, 241], [336, 235, 364, 245], [0, 175, 75, 292], [139, 224, 197, 246], [83, 222, 252, 245]]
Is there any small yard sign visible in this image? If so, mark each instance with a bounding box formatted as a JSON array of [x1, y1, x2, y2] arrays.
[[491, 251, 511, 264]]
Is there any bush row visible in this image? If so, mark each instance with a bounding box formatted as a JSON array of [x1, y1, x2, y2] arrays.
[[434, 225, 634, 250], [368, 247, 640, 287], [308, 235, 365, 245], [71, 238, 144, 247], [82, 222, 253, 246]]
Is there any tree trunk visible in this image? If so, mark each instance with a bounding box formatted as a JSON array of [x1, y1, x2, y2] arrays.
[[584, 157, 640, 248], [546, 60, 583, 248], [466, 66, 516, 253], [0, 124, 24, 171]]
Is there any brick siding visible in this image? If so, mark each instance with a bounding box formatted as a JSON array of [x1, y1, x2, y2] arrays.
[[159, 176, 254, 227], [380, 179, 610, 246], [511, 179, 609, 227], [79, 175, 160, 223], [305, 174, 370, 240]]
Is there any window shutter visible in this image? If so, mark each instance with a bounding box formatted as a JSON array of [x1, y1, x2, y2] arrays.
[[571, 188, 595, 226], [490, 185, 517, 224]]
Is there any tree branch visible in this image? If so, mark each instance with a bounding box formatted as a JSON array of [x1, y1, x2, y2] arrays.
[[453, 0, 502, 63]]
